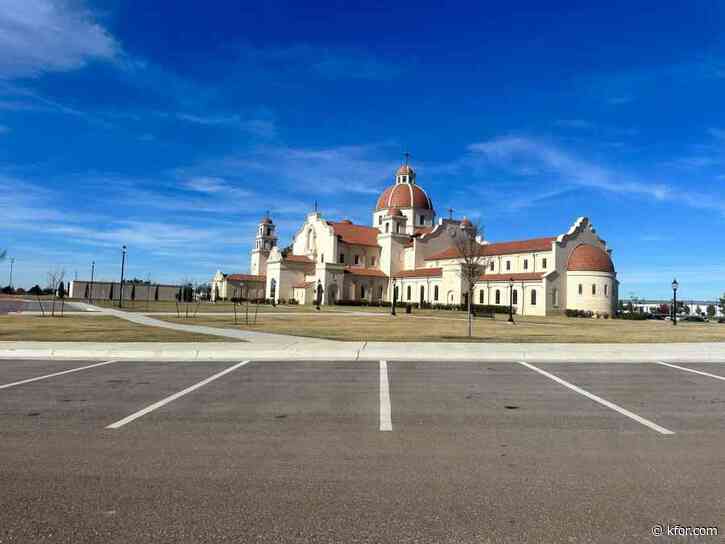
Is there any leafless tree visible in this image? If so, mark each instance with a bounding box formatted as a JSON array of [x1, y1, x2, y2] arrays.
[[46, 267, 66, 317], [454, 221, 488, 337]]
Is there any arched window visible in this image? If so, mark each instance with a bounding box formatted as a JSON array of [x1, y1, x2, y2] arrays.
[[420, 286, 425, 303], [385, 223, 390, 233], [495, 289, 501, 305], [360, 285, 366, 299], [407, 285, 412, 300], [512, 289, 518, 305], [434, 285, 439, 301], [552, 288, 559, 307], [531, 289, 537, 305], [592, 284, 596, 295], [396, 223, 401, 233], [479, 290, 484, 304], [604, 284, 608, 296], [578, 284, 583, 295]]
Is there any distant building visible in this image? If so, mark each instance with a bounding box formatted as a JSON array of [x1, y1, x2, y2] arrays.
[[224, 160, 620, 316], [625, 299, 723, 317]]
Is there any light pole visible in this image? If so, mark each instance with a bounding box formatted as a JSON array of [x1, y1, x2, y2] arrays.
[[508, 277, 514, 323], [672, 278, 679, 326], [391, 278, 397, 316], [9, 257, 14, 290], [89, 261, 95, 303], [119, 245, 127, 308]]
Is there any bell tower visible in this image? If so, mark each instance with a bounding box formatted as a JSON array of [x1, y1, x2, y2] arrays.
[[250, 214, 277, 276]]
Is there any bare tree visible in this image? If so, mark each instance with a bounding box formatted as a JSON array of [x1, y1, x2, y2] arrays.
[[46, 267, 66, 317], [453, 220, 488, 337]]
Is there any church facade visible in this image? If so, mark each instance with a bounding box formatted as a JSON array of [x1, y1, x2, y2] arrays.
[[220, 162, 619, 316]]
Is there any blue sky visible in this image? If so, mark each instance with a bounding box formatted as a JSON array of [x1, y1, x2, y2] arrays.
[[1, 0, 724, 299]]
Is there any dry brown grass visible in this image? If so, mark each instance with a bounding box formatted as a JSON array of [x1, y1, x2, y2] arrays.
[[0, 316, 242, 342], [162, 313, 725, 343]]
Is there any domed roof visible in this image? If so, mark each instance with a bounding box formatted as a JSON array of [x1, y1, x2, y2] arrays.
[[567, 244, 615, 273], [460, 217, 472, 227], [396, 164, 415, 176], [376, 183, 433, 211], [388, 207, 403, 216]]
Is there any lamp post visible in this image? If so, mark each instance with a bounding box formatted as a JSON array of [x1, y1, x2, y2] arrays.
[[508, 277, 514, 323], [119, 245, 127, 309], [9, 257, 14, 290], [672, 278, 679, 326], [391, 278, 397, 316], [88, 261, 95, 303], [315, 280, 323, 311]]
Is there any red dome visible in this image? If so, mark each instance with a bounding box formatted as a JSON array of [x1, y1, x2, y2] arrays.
[[460, 217, 472, 227], [567, 244, 615, 273], [376, 183, 433, 211], [388, 207, 403, 216]]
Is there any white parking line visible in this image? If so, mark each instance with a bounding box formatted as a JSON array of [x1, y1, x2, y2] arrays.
[[379, 360, 392, 431], [0, 360, 119, 390], [657, 361, 725, 382], [106, 360, 250, 429], [519, 361, 675, 435]]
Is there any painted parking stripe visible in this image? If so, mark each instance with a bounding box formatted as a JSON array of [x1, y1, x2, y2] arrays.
[[0, 360, 119, 390], [379, 360, 392, 431], [106, 360, 250, 429], [519, 361, 675, 435], [657, 361, 725, 382]]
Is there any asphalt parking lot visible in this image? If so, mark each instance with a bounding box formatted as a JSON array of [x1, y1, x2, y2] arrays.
[[1, 359, 724, 543]]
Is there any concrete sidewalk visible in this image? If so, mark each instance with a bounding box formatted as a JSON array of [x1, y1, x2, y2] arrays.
[[1, 340, 724, 362]]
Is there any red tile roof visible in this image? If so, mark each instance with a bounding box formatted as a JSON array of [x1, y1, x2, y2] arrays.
[[425, 236, 556, 261], [477, 272, 545, 282], [284, 254, 314, 264], [376, 183, 433, 210], [567, 244, 615, 273], [344, 266, 387, 278], [395, 267, 442, 278], [227, 274, 266, 282], [328, 221, 380, 247]]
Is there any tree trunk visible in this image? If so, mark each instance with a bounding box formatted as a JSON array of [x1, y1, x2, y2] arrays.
[[467, 284, 472, 337]]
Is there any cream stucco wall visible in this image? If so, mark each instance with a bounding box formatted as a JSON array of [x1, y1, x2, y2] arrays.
[[566, 271, 617, 315]]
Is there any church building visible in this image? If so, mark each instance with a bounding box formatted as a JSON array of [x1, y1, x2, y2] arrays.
[[217, 161, 619, 316]]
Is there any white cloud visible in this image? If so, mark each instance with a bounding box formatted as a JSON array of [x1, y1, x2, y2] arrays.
[[175, 113, 276, 138], [468, 137, 725, 216], [0, 0, 119, 79]]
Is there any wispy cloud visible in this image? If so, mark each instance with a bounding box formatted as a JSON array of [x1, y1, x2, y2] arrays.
[[468, 137, 725, 216], [0, 0, 119, 79], [175, 113, 276, 138]]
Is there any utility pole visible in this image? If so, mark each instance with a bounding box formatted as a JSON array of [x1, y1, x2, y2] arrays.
[[119, 246, 127, 308], [9, 257, 14, 290]]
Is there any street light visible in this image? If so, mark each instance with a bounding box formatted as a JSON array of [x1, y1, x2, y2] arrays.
[[89, 261, 95, 303], [391, 278, 397, 316], [507, 278, 515, 322], [672, 278, 679, 326], [119, 245, 127, 309], [9, 257, 15, 290]]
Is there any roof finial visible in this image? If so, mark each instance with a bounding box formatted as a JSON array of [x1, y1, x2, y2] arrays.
[[314, 200, 318, 212], [448, 207, 454, 220], [404, 151, 411, 165]]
